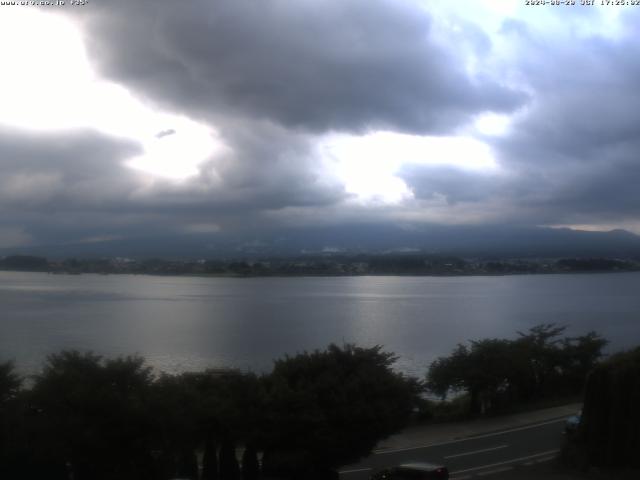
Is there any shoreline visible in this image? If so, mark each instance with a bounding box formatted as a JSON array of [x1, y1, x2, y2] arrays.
[[2, 268, 640, 279]]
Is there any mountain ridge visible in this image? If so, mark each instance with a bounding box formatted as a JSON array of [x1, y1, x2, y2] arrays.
[[2, 224, 640, 260]]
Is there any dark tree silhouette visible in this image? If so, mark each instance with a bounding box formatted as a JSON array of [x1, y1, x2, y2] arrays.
[[261, 344, 421, 478], [581, 347, 640, 468], [219, 438, 241, 480], [0, 361, 24, 478], [427, 324, 608, 415], [241, 443, 260, 480], [202, 435, 219, 480], [427, 339, 515, 414], [28, 351, 155, 480], [149, 373, 201, 479], [176, 448, 199, 479], [0, 361, 21, 405]]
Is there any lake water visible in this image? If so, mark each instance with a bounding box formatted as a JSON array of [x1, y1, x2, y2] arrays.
[[1, 271, 639, 377]]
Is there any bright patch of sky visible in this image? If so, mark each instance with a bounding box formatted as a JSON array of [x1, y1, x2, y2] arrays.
[[0, 6, 505, 200], [0, 2, 632, 205], [472, 113, 512, 136], [432, 0, 626, 35], [320, 131, 499, 204], [0, 8, 220, 180]]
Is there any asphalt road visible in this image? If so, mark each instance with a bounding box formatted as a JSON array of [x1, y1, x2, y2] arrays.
[[339, 418, 566, 480]]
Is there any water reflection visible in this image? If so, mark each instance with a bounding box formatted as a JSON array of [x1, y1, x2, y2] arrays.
[[1, 271, 639, 376]]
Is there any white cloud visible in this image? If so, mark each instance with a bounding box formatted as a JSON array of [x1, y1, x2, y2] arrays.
[[0, 8, 221, 181], [319, 130, 499, 204], [473, 112, 512, 136]]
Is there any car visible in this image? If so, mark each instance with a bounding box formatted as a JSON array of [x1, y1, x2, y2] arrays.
[[565, 409, 582, 434], [370, 462, 449, 480]]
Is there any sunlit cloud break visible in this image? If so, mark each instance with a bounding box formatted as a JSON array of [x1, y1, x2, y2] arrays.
[[320, 131, 499, 204], [0, 8, 220, 181], [2, 0, 640, 251]]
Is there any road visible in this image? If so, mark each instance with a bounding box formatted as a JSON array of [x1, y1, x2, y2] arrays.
[[339, 417, 566, 479]]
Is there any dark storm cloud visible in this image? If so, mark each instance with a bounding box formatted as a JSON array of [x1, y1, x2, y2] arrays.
[[70, 0, 524, 134], [489, 11, 640, 225], [7, 1, 640, 252], [398, 165, 503, 206], [47, 0, 526, 241], [131, 120, 347, 215], [496, 19, 640, 163], [0, 125, 341, 217], [196, 120, 346, 209], [0, 122, 346, 246], [0, 128, 142, 246], [397, 10, 640, 228], [0, 127, 141, 211], [155, 129, 175, 139]]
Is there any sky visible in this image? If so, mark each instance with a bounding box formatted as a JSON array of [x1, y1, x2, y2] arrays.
[[1, 0, 640, 251]]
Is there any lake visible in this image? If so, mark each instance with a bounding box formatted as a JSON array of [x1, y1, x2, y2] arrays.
[[1, 271, 639, 377]]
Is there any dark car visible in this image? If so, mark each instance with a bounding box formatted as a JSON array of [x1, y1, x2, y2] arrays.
[[370, 462, 449, 480]]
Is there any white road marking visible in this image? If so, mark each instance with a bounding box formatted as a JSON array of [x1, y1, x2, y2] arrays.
[[458, 418, 567, 441], [534, 456, 556, 464], [445, 444, 508, 459], [339, 467, 372, 474], [373, 418, 565, 455], [478, 466, 513, 476], [450, 449, 560, 475]]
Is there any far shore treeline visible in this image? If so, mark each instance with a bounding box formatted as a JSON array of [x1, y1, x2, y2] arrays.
[[1, 324, 633, 480], [1, 254, 640, 277]]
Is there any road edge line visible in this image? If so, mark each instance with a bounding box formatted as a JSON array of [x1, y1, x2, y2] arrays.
[[450, 449, 560, 475], [444, 444, 508, 459], [374, 417, 566, 455]]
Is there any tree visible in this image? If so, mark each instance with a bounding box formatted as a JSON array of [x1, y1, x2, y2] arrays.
[[559, 332, 608, 392], [581, 346, 640, 468], [427, 340, 516, 414], [219, 438, 240, 480], [151, 368, 265, 480], [191, 369, 266, 446], [202, 434, 219, 480], [261, 344, 422, 478], [241, 444, 260, 480], [0, 361, 21, 405], [29, 351, 155, 480], [427, 344, 469, 399], [0, 255, 48, 271], [513, 323, 567, 397], [0, 361, 23, 478], [149, 372, 202, 479], [427, 324, 608, 415]]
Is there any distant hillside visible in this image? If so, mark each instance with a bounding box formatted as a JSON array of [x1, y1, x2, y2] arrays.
[[2, 224, 640, 260]]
